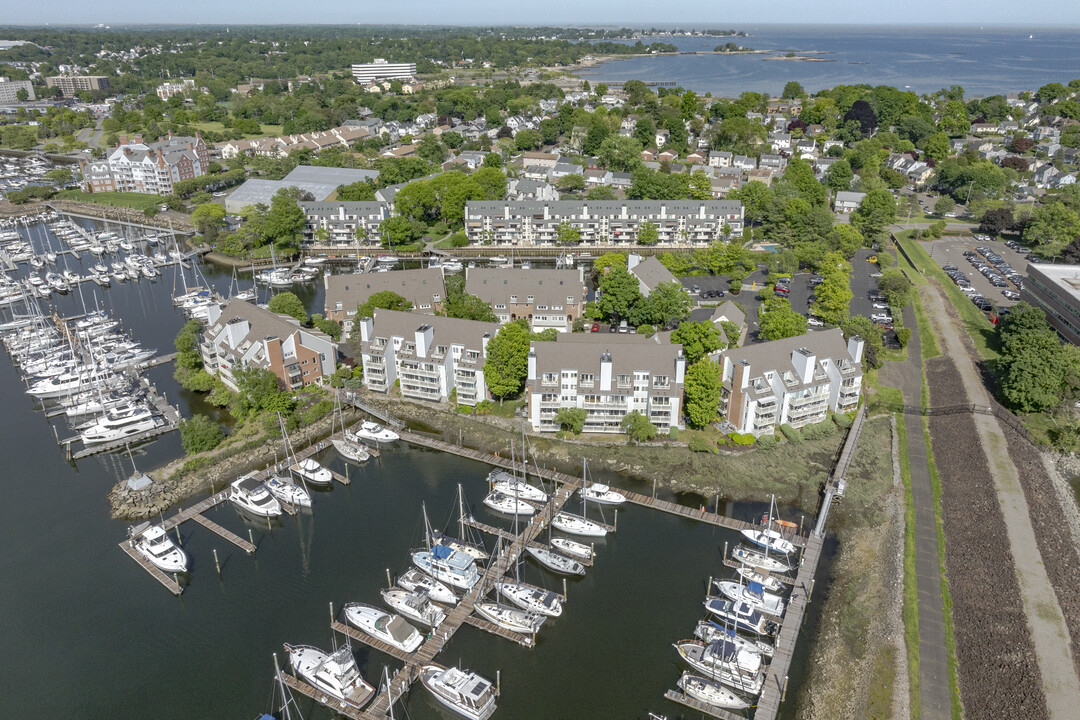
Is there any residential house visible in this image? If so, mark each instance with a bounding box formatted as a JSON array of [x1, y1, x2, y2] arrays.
[[709, 301, 747, 351], [834, 191, 866, 214], [200, 299, 336, 392], [733, 155, 756, 171], [506, 178, 559, 202], [525, 334, 686, 434], [464, 267, 587, 332], [655, 129, 670, 147], [354, 310, 499, 406], [759, 154, 785, 172], [323, 268, 447, 334], [686, 151, 706, 165], [719, 329, 864, 436], [970, 122, 999, 135], [769, 133, 792, 153], [708, 151, 733, 168], [627, 254, 681, 297]]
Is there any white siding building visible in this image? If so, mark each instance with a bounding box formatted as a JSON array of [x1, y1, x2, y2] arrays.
[[352, 59, 417, 84]]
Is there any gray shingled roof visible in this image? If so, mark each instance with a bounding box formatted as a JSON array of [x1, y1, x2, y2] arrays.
[[326, 268, 446, 312], [283, 165, 379, 185], [629, 256, 678, 292], [369, 308, 499, 354], [530, 336, 683, 381], [465, 268, 584, 307]]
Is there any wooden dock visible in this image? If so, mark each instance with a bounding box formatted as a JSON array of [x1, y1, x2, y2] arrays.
[[662, 689, 748, 720], [463, 613, 535, 648], [118, 540, 183, 595], [622, 490, 806, 547], [331, 620, 414, 663], [66, 385, 181, 460], [191, 512, 257, 553], [280, 671, 368, 720], [721, 555, 797, 587], [462, 516, 595, 566]]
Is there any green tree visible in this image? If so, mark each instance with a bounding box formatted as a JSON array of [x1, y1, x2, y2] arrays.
[[782, 81, 805, 100], [586, 186, 617, 200], [999, 331, 1080, 412], [179, 414, 224, 455], [263, 189, 306, 253], [556, 407, 589, 434], [483, 152, 503, 169], [811, 253, 853, 325], [597, 135, 643, 172], [379, 215, 420, 248], [514, 129, 543, 151], [472, 166, 507, 201], [939, 100, 970, 136], [688, 169, 713, 200], [671, 320, 725, 364], [851, 188, 896, 239], [1023, 202, 1080, 256], [823, 158, 854, 192], [267, 291, 307, 323], [632, 280, 692, 328], [591, 251, 627, 279], [729, 180, 772, 224], [621, 411, 658, 443], [556, 174, 586, 192], [683, 360, 722, 429], [483, 322, 532, 400], [310, 313, 342, 341], [759, 296, 809, 341], [596, 265, 643, 320], [878, 268, 914, 309], [337, 180, 377, 201], [356, 291, 413, 320], [556, 220, 581, 245], [231, 366, 294, 419], [934, 195, 955, 216], [416, 134, 447, 165], [922, 132, 950, 162], [782, 158, 827, 206], [637, 220, 659, 245], [443, 274, 499, 322], [825, 224, 865, 258]]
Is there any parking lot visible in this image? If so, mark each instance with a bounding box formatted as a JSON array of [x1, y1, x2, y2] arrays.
[[924, 236, 1030, 311]]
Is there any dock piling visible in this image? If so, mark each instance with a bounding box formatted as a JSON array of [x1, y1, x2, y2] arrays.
[[562, 577, 567, 600], [248, 529, 254, 549], [781, 675, 789, 702], [386, 568, 392, 589], [213, 548, 220, 576]]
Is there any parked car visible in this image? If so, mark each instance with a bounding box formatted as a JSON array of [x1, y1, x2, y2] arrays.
[[807, 316, 824, 327], [591, 322, 600, 333], [691, 284, 701, 294], [618, 320, 628, 333], [773, 285, 790, 294], [870, 272, 883, 278], [871, 312, 892, 323], [872, 302, 889, 310], [608, 324, 617, 333]]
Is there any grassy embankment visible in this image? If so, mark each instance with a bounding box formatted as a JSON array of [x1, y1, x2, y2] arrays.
[[56, 189, 164, 212], [194, 121, 284, 139]]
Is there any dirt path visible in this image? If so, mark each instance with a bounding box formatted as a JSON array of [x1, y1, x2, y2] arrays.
[[921, 283, 1080, 717]]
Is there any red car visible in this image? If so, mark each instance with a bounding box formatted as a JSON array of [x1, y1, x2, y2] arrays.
[[590, 322, 600, 332], [773, 285, 790, 294]]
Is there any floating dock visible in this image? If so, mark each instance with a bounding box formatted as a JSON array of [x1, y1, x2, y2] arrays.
[[118, 539, 184, 596]]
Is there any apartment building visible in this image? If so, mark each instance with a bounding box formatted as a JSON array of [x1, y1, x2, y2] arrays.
[[300, 201, 390, 245], [719, 329, 864, 437], [0, 77, 35, 103], [200, 299, 337, 392], [156, 78, 195, 100], [525, 334, 686, 434], [351, 59, 417, 84], [81, 132, 209, 195], [323, 268, 446, 334], [463, 200, 744, 246], [45, 75, 109, 96], [464, 267, 587, 333], [355, 310, 500, 406], [1021, 263, 1080, 345]]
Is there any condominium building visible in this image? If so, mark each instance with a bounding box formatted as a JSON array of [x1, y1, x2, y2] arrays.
[[80, 132, 209, 195], [719, 329, 864, 437], [323, 268, 446, 334], [200, 299, 337, 392], [354, 309, 500, 406], [156, 78, 195, 100], [525, 334, 686, 434], [1021, 263, 1080, 345], [463, 200, 744, 246], [0, 77, 35, 103], [351, 59, 417, 84], [464, 267, 587, 332], [300, 201, 390, 246], [45, 75, 110, 96]]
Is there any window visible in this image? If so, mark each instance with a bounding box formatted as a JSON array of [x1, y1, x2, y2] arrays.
[[433, 294, 441, 302], [617, 374, 631, 388], [419, 303, 432, 310], [580, 373, 594, 383], [654, 375, 670, 388], [436, 345, 448, 356], [543, 373, 558, 385]]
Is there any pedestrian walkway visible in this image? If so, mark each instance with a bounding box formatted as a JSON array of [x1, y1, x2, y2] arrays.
[[879, 303, 951, 720]]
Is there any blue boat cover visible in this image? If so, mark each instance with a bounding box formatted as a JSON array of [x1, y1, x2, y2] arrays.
[[708, 620, 737, 637], [431, 544, 454, 560], [748, 581, 765, 595]]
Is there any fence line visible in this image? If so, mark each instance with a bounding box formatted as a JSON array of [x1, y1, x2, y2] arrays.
[[875, 400, 1032, 441]]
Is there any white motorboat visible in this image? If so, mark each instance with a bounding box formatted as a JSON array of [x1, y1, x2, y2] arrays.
[[62, 270, 80, 284], [715, 580, 786, 617], [676, 671, 750, 711], [80, 414, 159, 444], [488, 469, 547, 503], [419, 663, 497, 720], [732, 545, 793, 574], [482, 490, 536, 517], [580, 482, 626, 505], [119, 240, 134, 252], [381, 588, 446, 627], [740, 527, 796, 555], [550, 536, 594, 561], [412, 545, 480, 591], [291, 458, 333, 486], [474, 600, 545, 635], [351, 420, 399, 442], [495, 581, 563, 617], [397, 567, 458, 605], [526, 546, 585, 576], [736, 567, 786, 593], [331, 437, 370, 463], [343, 603, 423, 653], [228, 475, 283, 517], [283, 644, 375, 709], [264, 475, 312, 508], [303, 256, 328, 266], [673, 640, 764, 696], [552, 511, 607, 537], [128, 523, 188, 573], [694, 620, 775, 658], [703, 598, 776, 636]]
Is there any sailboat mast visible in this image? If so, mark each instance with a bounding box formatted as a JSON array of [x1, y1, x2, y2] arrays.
[[458, 484, 465, 542]]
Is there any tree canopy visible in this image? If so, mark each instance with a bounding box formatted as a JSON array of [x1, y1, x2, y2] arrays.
[[267, 291, 307, 323], [483, 321, 532, 400], [683, 360, 723, 429], [671, 320, 725, 364]]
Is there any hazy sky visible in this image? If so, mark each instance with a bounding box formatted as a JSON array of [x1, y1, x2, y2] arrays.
[[5, 1, 1080, 27]]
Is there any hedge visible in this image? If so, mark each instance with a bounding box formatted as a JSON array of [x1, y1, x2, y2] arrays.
[[779, 424, 803, 443], [729, 431, 756, 446]]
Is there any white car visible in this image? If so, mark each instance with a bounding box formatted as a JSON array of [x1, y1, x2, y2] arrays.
[[807, 317, 824, 327], [871, 313, 892, 323], [870, 272, 883, 278]]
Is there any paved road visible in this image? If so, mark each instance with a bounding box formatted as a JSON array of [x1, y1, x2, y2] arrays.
[[879, 304, 953, 720], [76, 125, 103, 149]]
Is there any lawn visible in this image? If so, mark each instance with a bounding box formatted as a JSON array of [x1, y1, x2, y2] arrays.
[[56, 189, 163, 212], [194, 121, 284, 140]]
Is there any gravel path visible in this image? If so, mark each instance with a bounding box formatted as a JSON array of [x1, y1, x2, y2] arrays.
[[922, 283, 1080, 717]]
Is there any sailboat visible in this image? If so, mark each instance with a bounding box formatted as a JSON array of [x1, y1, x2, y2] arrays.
[[413, 504, 481, 591], [330, 396, 369, 463], [496, 493, 565, 617], [676, 671, 750, 710], [579, 458, 626, 505], [429, 485, 489, 562], [263, 413, 312, 508], [714, 579, 786, 617], [740, 495, 796, 555]]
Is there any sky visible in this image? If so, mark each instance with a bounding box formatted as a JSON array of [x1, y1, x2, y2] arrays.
[[4, 1, 1080, 27]]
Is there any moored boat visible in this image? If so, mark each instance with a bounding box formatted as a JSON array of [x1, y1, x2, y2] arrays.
[[264, 475, 312, 508], [397, 567, 458, 605], [291, 458, 333, 486], [419, 663, 497, 720], [128, 522, 188, 573], [495, 581, 563, 617], [343, 603, 423, 653], [283, 643, 375, 709], [526, 546, 585, 576], [380, 588, 446, 627], [488, 469, 547, 503], [732, 545, 793, 574], [228, 475, 283, 517], [676, 671, 750, 710], [482, 490, 536, 517], [580, 482, 626, 505], [551, 511, 607, 537], [473, 600, 545, 635], [412, 545, 480, 591], [735, 566, 785, 593], [703, 598, 775, 636], [351, 420, 399, 442], [550, 536, 594, 561]]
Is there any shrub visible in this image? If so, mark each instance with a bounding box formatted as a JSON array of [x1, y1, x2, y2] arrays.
[[668, 426, 679, 440], [637, 323, 654, 336], [729, 431, 756, 446], [779, 424, 803, 443], [455, 404, 475, 414], [474, 399, 494, 415], [556, 407, 589, 434], [757, 434, 780, 451], [301, 399, 333, 426], [833, 411, 854, 429], [689, 434, 717, 453], [896, 327, 912, 347], [802, 420, 837, 440], [179, 414, 224, 454]]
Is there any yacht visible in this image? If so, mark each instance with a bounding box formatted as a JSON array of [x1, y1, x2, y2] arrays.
[[674, 639, 764, 695], [412, 545, 480, 591], [128, 523, 188, 573], [495, 581, 563, 617], [488, 469, 547, 503], [676, 671, 750, 711], [264, 475, 312, 508], [397, 568, 457, 605], [80, 413, 159, 445], [343, 603, 423, 653], [703, 598, 775, 636], [735, 567, 785, 593], [740, 527, 796, 555], [430, 529, 489, 562], [228, 475, 283, 517], [550, 537, 594, 561], [526, 546, 585, 576], [331, 436, 370, 463], [473, 600, 545, 635], [419, 663, 497, 720], [732, 545, 793, 574], [694, 620, 775, 658], [482, 490, 536, 517], [283, 644, 375, 709], [381, 588, 446, 627], [714, 580, 786, 617], [303, 256, 328, 266], [291, 458, 333, 486], [580, 482, 626, 505], [551, 511, 607, 537], [351, 420, 400, 442]]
